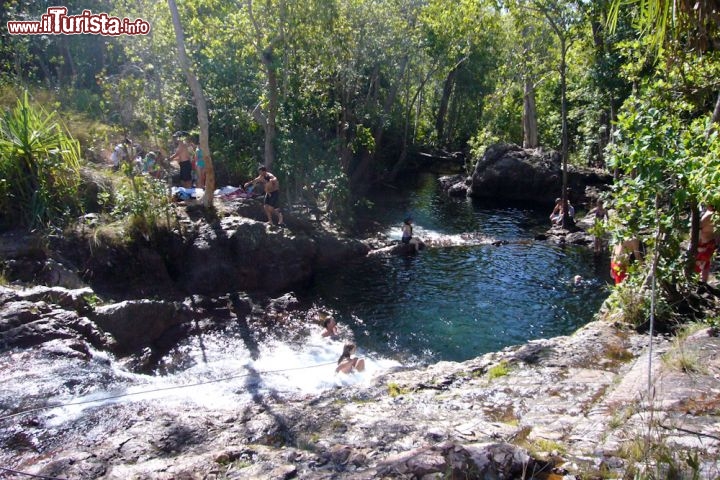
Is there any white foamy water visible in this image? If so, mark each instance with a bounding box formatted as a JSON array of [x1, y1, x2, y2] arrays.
[[45, 332, 399, 425], [386, 225, 496, 247]]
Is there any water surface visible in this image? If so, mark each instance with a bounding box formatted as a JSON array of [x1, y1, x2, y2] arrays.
[[301, 173, 611, 364]]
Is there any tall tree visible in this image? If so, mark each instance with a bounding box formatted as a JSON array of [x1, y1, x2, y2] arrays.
[[532, 0, 582, 228], [167, 0, 215, 207]]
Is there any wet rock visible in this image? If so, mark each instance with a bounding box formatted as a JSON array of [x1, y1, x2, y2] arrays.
[[0, 299, 110, 350], [439, 174, 469, 197], [368, 241, 426, 257], [180, 216, 369, 294], [15, 286, 94, 312], [91, 300, 192, 354]]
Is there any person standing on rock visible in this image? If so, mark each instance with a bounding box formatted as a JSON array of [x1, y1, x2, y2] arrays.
[[169, 132, 192, 188], [402, 217, 421, 253], [610, 237, 642, 284], [588, 199, 609, 255], [245, 166, 284, 227]]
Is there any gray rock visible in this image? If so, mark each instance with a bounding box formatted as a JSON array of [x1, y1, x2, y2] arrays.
[[92, 300, 191, 354]]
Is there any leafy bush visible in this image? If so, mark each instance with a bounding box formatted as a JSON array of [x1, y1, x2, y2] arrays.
[[99, 165, 172, 240], [0, 91, 82, 230]]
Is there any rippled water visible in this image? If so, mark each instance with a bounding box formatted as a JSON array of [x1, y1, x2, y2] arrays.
[[301, 173, 611, 364]]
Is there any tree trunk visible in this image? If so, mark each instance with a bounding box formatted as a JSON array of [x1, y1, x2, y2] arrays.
[[687, 200, 700, 279], [436, 65, 458, 145], [167, 0, 215, 207], [261, 48, 278, 170], [350, 56, 409, 188], [559, 37, 572, 229], [523, 77, 539, 148], [247, 0, 279, 170], [712, 90, 720, 125]]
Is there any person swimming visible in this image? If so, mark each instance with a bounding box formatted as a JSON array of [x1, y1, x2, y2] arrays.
[[322, 316, 339, 337], [336, 343, 365, 374]]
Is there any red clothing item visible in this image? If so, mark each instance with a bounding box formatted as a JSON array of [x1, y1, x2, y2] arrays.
[[695, 239, 716, 274], [610, 261, 627, 285]]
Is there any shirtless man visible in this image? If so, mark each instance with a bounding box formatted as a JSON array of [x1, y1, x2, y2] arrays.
[[696, 205, 717, 282], [168, 134, 192, 188], [610, 237, 642, 285], [245, 166, 284, 226]]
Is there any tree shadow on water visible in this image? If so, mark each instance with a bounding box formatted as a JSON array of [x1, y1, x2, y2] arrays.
[[228, 292, 296, 447]]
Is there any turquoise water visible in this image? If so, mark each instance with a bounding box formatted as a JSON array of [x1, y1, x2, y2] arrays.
[[302, 173, 611, 364]]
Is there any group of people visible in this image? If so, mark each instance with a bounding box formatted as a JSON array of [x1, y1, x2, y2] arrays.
[[319, 313, 366, 374], [110, 137, 165, 178], [562, 197, 717, 285], [549, 197, 576, 226]]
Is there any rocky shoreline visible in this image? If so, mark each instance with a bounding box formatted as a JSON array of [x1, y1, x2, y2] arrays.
[[1, 276, 720, 479], [2, 176, 719, 479]]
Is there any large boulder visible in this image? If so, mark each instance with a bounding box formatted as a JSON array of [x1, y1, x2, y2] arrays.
[[91, 299, 192, 354], [178, 215, 369, 294], [466, 143, 611, 205]]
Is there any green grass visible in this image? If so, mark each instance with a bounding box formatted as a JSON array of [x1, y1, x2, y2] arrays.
[[387, 382, 410, 397], [487, 360, 511, 379]]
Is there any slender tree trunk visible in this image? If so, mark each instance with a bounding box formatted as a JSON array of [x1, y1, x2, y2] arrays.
[[167, 0, 215, 207], [350, 57, 408, 188], [436, 65, 458, 145], [262, 48, 278, 170], [687, 200, 700, 278], [523, 77, 539, 148], [559, 37, 572, 229], [712, 90, 720, 125], [390, 68, 435, 181], [247, 0, 279, 170]]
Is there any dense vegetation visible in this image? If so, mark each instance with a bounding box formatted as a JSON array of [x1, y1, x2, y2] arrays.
[[1, 1, 636, 188], [1, 0, 720, 309]]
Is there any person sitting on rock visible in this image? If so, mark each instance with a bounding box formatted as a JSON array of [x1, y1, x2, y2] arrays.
[[402, 216, 422, 253], [549, 198, 563, 226], [336, 343, 365, 374]]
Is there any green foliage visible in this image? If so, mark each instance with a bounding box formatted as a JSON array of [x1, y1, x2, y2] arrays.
[[606, 85, 720, 292], [0, 91, 82, 230], [100, 165, 172, 240], [603, 280, 673, 328]]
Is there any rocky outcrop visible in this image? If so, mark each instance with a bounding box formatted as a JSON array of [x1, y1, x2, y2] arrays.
[[91, 300, 192, 355], [31, 203, 371, 298], [4, 314, 720, 480], [441, 143, 612, 206], [178, 214, 370, 294]]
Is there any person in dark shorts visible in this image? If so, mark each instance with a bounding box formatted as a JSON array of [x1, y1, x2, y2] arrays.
[[169, 132, 192, 188], [245, 166, 284, 226]]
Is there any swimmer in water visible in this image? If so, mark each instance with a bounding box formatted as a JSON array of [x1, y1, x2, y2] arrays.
[[322, 316, 339, 338], [336, 343, 365, 374]]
